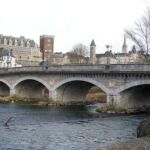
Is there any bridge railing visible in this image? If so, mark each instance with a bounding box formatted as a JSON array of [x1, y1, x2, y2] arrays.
[[0, 64, 150, 74]]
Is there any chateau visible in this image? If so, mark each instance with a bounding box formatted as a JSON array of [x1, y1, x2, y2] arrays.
[[0, 34, 42, 66], [0, 33, 147, 68], [90, 36, 147, 65]]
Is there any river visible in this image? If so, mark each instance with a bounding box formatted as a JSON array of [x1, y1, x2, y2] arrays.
[[0, 103, 149, 150]]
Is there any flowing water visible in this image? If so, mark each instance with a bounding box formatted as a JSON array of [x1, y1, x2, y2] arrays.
[[0, 103, 149, 150]]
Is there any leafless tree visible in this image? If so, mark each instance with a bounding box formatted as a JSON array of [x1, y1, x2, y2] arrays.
[[66, 43, 89, 64], [66, 52, 88, 64], [71, 43, 89, 57], [125, 8, 150, 54]]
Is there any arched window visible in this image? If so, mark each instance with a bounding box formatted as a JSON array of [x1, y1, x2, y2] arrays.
[[26, 40, 30, 47], [13, 39, 18, 46], [4, 38, 7, 45], [9, 38, 12, 46], [20, 40, 24, 47]]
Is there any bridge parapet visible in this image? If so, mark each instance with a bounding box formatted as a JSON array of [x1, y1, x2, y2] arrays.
[[0, 64, 150, 74]]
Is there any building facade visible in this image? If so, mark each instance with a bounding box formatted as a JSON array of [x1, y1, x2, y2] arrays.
[[90, 40, 96, 64], [96, 51, 117, 64], [0, 48, 22, 68], [89, 37, 147, 65], [0, 34, 42, 66], [0, 34, 146, 66], [122, 35, 128, 53], [40, 35, 54, 61]]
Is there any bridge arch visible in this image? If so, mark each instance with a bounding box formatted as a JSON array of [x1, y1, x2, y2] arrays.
[[12, 76, 50, 90], [115, 80, 150, 94], [52, 77, 110, 95], [51, 77, 109, 102], [12, 76, 50, 99], [0, 79, 12, 89], [0, 79, 11, 96], [114, 80, 150, 110]]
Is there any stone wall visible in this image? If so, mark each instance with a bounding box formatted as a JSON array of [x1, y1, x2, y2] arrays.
[[0, 65, 149, 109]]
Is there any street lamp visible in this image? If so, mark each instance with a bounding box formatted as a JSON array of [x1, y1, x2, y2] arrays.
[[105, 44, 112, 64]]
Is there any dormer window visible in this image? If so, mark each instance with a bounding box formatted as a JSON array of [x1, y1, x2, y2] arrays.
[[4, 38, 7, 45], [9, 39, 12, 46]]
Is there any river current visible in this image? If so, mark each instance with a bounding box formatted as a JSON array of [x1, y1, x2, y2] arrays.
[[0, 103, 149, 150]]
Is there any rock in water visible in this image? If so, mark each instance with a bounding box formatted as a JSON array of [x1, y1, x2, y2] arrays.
[[99, 137, 150, 150], [4, 116, 14, 127], [137, 117, 150, 137]]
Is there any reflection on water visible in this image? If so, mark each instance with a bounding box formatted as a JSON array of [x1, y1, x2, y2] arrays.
[[0, 103, 149, 150]]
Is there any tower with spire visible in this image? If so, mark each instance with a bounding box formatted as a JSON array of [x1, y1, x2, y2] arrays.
[[132, 45, 136, 53], [90, 39, 96, 64], [122, 35, 128, 53]]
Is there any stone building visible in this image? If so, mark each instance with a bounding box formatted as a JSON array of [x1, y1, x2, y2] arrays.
[[0, 48, 22, 68], [115, 37, 147, 64], [90, 40, 96, 64], [96, 51, 117, 64], [50, 52, 64, 65], [89, 39, 117, 64], [89, 37, 147, 64], [0, 34, 42, 66], [115, 53, 130, 64], [122, 35, 128, 53], [39, 36, 149, 65], [0, 33, 146, 66]]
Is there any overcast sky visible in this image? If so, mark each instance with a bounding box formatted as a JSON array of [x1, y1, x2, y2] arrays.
[[0, 0, 150, 53]]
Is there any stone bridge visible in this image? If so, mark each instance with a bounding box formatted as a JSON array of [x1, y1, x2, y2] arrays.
[[0, 64, 150, 110]]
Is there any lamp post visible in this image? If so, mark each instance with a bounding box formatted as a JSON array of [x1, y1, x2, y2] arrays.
[[105, 44, 112, 65]]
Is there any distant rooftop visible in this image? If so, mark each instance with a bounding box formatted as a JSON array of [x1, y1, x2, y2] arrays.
[[0, 48, 14, 57], [0, 34, 37, 48], [40, 35, 55, 38], [90, 39, 96, 46]]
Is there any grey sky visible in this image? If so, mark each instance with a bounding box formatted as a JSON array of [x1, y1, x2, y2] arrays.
[[0, 0, 150, 53]]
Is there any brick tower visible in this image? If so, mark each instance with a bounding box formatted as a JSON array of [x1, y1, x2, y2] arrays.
[[40, 35, 54, 60]]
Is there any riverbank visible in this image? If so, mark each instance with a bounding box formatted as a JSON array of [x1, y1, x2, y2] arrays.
[[99, 137, 150, 150], [1, 96, 150, 116], [0, 96, 105, 106], [99, 116, 150, 150], [96, 104, 150, 114]]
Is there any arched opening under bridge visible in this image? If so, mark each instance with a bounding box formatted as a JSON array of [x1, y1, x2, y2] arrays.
[[14, 79, 49, 99], [55, 80, 106, 104], [0, 81, 10, 97], [120, 84, 150, 111]]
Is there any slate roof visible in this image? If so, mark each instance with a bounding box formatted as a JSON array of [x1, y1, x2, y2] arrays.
[[90, 40, 96, 46], [0, 48, 14, 57]]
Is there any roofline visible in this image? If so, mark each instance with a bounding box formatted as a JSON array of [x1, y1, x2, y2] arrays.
[[40, 35, 55, 38]]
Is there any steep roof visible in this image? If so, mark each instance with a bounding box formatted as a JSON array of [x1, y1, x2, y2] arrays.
[[132, 45, 136, 53], [90, 39, 96, 46], [0, 48, 14, 57]]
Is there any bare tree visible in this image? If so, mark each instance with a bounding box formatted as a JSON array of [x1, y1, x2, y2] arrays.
[[66, 43, 89, 64], [71, 43, 89, 57], [66, 52, 87, 64], [125, 8, 150, 54]]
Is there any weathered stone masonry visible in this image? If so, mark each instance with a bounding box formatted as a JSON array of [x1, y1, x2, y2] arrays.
[[0, 64, 150, 109]]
